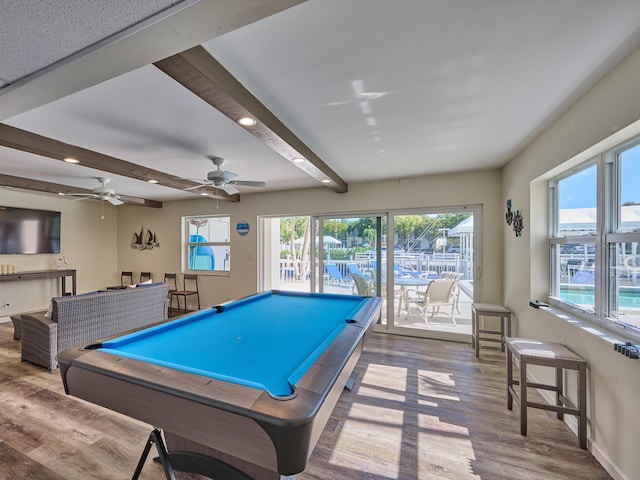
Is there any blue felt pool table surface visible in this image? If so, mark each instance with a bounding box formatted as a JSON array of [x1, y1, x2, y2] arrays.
[[99, 290, 369, 396]]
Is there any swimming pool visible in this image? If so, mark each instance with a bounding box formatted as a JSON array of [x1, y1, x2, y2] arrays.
[[560, 286, 640, 308]]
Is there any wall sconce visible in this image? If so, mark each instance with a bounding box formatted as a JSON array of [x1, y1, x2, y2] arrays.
[[505, 199, 524, 237]]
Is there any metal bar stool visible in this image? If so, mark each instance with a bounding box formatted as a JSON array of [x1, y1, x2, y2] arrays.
[[506, 337, 588, 449], [164, 273, 178, 313], [107, 271, 133, 290], [169, 274, 200, 314]]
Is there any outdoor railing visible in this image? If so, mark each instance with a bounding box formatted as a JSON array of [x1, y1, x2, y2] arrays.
[[279, 252, 472, 283]]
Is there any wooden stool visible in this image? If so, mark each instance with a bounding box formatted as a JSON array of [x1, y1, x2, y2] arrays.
[[472, 303, 512, 357], [506, 337, 587, 449]]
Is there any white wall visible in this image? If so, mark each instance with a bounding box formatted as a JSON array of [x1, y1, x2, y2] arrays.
[[0, 190, 119, 315], [502, 44, 640, 479], [117, 168, 503, 307]]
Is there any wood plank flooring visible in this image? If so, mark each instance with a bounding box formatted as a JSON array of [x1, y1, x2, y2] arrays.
[[0, 322, 610, 479]]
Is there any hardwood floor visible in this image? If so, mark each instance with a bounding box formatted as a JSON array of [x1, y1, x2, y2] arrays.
[[0, 322, 610, 480]]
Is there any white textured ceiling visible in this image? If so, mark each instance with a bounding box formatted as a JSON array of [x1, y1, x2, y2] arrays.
[[0, 0, 188, 87], [2, 0, 640, 204]]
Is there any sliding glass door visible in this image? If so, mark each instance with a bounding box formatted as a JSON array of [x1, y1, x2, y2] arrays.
[[384, 208, 478, 342], [259, 214, 385, 301], [314, 214, 384, 288], [259, 206, 480, 341]]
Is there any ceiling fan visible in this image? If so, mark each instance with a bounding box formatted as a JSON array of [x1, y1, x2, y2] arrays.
[[67, 177, 127, 205], [188, 156, 266, 195]]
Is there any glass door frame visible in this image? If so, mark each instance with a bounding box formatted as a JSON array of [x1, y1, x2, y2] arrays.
[[381, 205, 482, 342], [312, 213, 385, 297]]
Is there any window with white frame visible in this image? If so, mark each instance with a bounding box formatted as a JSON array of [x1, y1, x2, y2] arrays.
[[183, 215, 231, 273], [549, 140, 640, 331]]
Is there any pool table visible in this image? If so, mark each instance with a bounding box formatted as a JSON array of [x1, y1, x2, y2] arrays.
[[58, 290, 382, 480]]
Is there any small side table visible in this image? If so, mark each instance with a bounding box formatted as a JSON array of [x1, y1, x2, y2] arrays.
[[506, 337, 587, 449], [472, 303, 512, 357]]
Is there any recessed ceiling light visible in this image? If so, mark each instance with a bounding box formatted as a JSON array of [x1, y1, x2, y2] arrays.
[[147, 179, 159, 184], [292, 157, 305, 163], [237, 116, 257, 127], [63, 157, 79, 164], [321, 179, 331, 183], [58, 192, 65, 196], [200, 192, 209, 196]]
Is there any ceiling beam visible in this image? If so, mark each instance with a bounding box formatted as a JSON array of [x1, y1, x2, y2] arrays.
[[0, 173, 162, 208], [0, 0, 306, 120], [0, 123, 238, 202], [153, 45, 348, 193]]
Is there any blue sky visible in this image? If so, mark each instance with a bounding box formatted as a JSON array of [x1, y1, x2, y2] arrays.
[[559, 145, 640, 208]]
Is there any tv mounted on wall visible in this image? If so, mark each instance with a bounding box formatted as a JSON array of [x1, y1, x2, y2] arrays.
[[0, 206, 61, 254]]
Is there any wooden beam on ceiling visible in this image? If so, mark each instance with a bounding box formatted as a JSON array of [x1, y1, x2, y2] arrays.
[[153, 45, 348, 194], [0, 173, 162, 208], [0, 123, 239, 202], [0, 0, 306, 121]]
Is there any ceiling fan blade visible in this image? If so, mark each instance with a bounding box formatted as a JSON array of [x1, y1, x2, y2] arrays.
[[68, 193, 98, 201], [106, 196, 124, 206], [222, 184, 240, 195], [118, 195, 146, 204], [184, 183, 210, 191], [230, 180, 266, 188]]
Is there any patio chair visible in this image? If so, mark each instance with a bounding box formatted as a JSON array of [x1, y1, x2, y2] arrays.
[[394, 262, 419, 278], [407, 278, 458, 326], [347, 262, 371, 279], [369, 262, 405, 309], [438, 271, 461, 280], [438, 272, 462, 312], [370, 260, 417, 278], [351, 273, 373, 296], [325, 264, 351, 286]]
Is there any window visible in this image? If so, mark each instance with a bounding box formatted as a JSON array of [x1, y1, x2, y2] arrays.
[[183, 215, 230, 273], [549, 141, 640, 332]]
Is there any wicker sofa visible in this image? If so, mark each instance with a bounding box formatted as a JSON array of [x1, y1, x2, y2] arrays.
[[20, 282, 170, 370]]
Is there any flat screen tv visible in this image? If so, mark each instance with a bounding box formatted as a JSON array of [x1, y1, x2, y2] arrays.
[[0, 206, 61, 254]]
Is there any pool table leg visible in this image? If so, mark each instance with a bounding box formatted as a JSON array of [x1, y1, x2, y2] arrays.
[[133, 428, 256, 480], [132, 428, 177, 480]]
